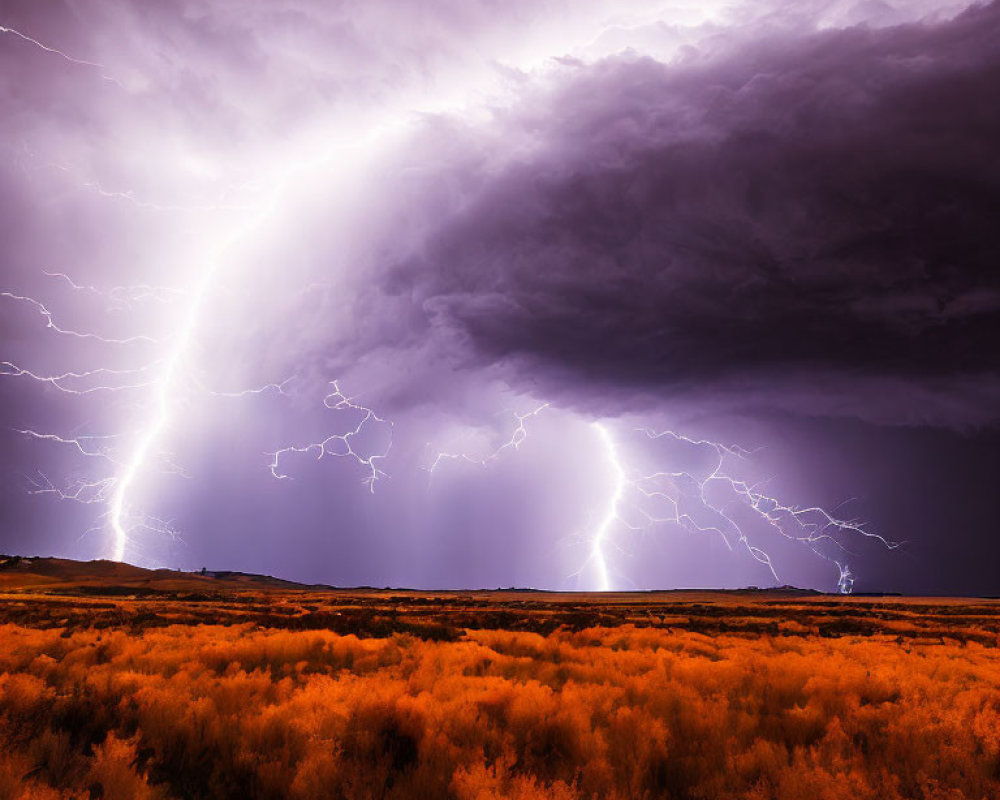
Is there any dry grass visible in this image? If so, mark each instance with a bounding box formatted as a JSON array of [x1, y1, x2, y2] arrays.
[[0, 581, 997, 799]]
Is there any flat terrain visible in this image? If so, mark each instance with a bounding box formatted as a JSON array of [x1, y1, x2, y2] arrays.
[[0, 557, 998, 799]]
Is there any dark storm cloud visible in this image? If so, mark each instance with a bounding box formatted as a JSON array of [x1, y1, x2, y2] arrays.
[[379, 2, 1000, 426]]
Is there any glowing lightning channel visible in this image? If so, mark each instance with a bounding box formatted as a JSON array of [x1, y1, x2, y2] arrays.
[[6, 124, 398, 563], [836, 562, 855, 594], [584, 424, 900, 594], [1, 291, 163, 344], [15, 429, 121, 463], [426, 404, 549, 474], [0, 361, 162, 394], [267, 381, 393, 492], [207, 377, 294, 399], [590, 422, 623, 592], [95, 125, 409, 558], [0, 24, 121, 86], [104, 262, 219, 561]]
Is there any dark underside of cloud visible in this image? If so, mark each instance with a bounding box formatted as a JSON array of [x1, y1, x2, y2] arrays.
[[381, 2, 1000, 425]]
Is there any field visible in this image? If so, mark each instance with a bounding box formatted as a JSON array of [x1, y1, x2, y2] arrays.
[[0, 558, 998, 799]]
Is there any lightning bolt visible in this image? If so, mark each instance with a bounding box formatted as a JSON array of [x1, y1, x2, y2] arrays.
[[3, 12, 407, 563], [588, 422, 623, 591], [207, 378, 294, 399], [267, 381, 393, 492], [584, 423, 900, 593], [836, 562, 854, 594], [0, 24, 121, 86], [11, 427, 183, 558], [104, 285, 199, 561], [15, 429, 122, 462], [0, 361, 162, 394], [1, 291, 164, 344], [426, 404, 549, 474], [4, 157, 393, 562], [26, 472, 116, 505]]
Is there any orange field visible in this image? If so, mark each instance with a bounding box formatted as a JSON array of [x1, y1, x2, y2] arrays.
[[0, 565, 998, 799]]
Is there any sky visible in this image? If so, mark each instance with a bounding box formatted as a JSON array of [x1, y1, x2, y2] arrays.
[[1, 0, 998, 594]]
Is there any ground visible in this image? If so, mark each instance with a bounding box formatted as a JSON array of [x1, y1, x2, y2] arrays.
[[0, 557, 998, 799]]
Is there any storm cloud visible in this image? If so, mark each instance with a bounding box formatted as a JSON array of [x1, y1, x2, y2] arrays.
[[365, 2, 1000, 425]]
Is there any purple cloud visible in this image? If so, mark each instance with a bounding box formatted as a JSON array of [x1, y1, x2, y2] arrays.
[[346, 2, 1000, 427]]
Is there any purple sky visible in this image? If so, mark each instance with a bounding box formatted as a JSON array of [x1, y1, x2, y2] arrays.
[[1, 0, 998, 593]]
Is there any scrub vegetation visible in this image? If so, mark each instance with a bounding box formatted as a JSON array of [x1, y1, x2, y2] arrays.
[[0, 576, 997, 799]]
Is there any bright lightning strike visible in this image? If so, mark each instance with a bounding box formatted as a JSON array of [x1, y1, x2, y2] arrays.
[[836, 562, 855, 594], [589, 422, 623, 592], [582, 423, 900, 594], [4, 162, 393, 562], [2, 18, 406, 562]]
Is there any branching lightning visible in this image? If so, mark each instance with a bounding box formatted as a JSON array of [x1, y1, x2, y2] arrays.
[[1, 361, 162, 394], [426, 404, 549, 474], [2, 29, 395, 563], [1, 291, 163, 344], [6, 260, 390, 560], [267, 381, 393, 492], [581, 423, 900, 593], [424, 406, 891, 593], [208, 378, 294, 399], [15, 429, 122, 463]]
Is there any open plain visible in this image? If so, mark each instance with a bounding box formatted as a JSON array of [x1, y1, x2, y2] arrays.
[[0, 557, 998, 799]]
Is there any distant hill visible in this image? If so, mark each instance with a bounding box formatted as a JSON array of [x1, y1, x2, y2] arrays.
[[0, 555, 323, 593], [0, 555, 863, 597]]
